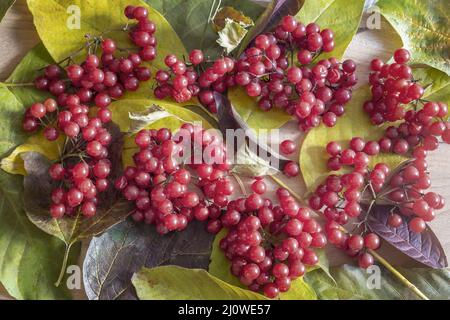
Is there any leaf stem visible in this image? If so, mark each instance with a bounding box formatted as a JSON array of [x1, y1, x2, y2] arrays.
[[55, 243, 72, 287], [268, 174, 430, 300]]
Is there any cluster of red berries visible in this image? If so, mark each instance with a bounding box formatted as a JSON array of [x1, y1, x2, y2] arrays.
[[325, 137, 382, 172], [115, 124, 233, 234], [22, 95, 115, 220], [234, 16, 356, 131], [309, 138, 387, 268], [310, 134, 446, 268], [23, 95, 112, 141], [153, 16, 356, 129], [48, 120, 114, 218], [315, 139, 390, 219], [31, 5, 154, 121], [154, 52, 235, 113], [362, 48, 448, 231], [364, 48, 450, 155], [220, 186, 324, 298], [23, 5, 158, 219]]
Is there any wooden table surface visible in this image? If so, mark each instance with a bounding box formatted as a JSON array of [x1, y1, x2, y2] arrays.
[[0, 0, 448, 300]]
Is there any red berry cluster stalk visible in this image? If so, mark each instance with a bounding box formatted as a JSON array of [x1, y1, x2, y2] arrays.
[[220, 186, 325, 298], [364, 48, 449, 156], [115, 123, 234, 234], [153, 15, 357, 130]]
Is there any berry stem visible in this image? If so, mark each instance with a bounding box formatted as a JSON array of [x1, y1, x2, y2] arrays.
[[368, 181, 377, 199], [55, 243, 73, 287], [268, 175, 430, 300], [50, 38, 98, 69]]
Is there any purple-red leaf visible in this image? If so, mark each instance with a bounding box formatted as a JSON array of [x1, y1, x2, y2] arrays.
[[367, 205, 448, 269]]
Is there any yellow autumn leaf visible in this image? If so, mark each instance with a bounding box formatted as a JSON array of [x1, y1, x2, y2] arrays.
[[132, 266, 269, 300], [1, 133, 63, 175]]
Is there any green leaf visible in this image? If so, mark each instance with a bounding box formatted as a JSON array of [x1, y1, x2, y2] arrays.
[[26, 0, 187, 99], [132, 266, 269, 300], [299, 86, 407, 192], [209, 229, 317, 300], [0, 171, 80, 300], [144, 0, 265, 57], [217, 18, 251, 54], [0, 0, 15, 23], [228, 86, 293, 130], [412, 66, 450, 105], [377, 0, 450, 76], [4, 43, 53, 106], [296, 0, 365, 59], [184, 104, 220, 128], [309, 248, 336, 283], [0, 87, 27, 159], [27, 0, 186, 65], [305, 264, 450, 300]]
